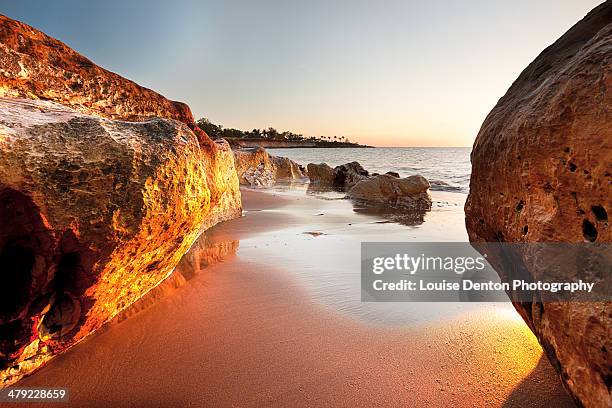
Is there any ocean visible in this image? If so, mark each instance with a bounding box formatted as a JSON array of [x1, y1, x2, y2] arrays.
[[266, 147, 472, 193]]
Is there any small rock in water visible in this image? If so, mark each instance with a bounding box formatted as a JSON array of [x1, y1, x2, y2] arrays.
[[302, 231, 326, 237]]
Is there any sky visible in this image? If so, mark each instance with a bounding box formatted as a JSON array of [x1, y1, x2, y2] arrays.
[[1, 0, 603, 146]]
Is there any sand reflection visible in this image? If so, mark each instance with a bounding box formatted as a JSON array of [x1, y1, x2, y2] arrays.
[[113, 232, 238, 323]]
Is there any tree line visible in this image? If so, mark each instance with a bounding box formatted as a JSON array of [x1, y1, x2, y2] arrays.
[[196, 117, 357, 145]]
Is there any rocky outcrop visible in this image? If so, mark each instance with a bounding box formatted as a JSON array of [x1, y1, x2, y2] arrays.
[[347, 174, 431, 211], [0, 15, 242, 386], [307, 161, 369, 190], [307, 163, 336, 185], [334, 161, 369, 189], [0, 14, 193, 125], [234, 147, 276, 187], [0, 14, 240, 223], [271, 155, 306, 180], [233, 147, 306, 187], [465, 3, 611, 407], [0, 98, 241, 385]]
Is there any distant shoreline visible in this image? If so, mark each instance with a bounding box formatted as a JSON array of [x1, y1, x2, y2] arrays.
[[227, 138, 373, 149]]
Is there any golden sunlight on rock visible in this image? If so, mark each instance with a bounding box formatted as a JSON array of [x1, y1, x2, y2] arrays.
[[0, 98, 240, 385]]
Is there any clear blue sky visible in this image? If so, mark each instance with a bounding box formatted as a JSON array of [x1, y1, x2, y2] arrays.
[[2, 0, 602, 146]]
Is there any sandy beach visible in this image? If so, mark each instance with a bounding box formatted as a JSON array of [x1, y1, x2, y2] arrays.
[[16, 187, 575, 408]]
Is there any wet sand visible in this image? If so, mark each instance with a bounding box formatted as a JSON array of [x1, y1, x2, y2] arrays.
[[18, 188, 575, 407]]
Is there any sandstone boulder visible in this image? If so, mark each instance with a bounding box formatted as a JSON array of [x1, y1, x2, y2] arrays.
[[0, 14, 241, 227], [347, 174, 431, 210], [0, 98, 241, 386], [465, 3, 611, 407], [307, 161, 370, 190], [271, 155, 307, 180], [307, 163, 336, 185], [233, 147, 305, 187], [334, 161, 369, 189], [0, 15, 193, 125], [0, 14, 242, 386]]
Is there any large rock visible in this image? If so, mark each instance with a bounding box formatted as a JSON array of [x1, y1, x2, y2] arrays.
[[233, 147, 305, 187], [0, 98, 240, 385], [0, 14, 240, 222], [0, 14, 193, 125], [307, 163, 336, 185], [333, 161, 369, 189], [0, 15, 242, 385], [307, 161, 369, 190], [347, 174, 431, 210], [465, 3, 611, 407], [271, 155, 307, 180]]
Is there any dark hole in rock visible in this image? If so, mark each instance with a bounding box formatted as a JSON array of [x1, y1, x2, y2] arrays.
[[0, 188, 53, 324], [516, 200, 524, 212], [0, 319, 31, 369], [604, 373, 612, 390], [0, 241, 34, 322], [38, 292, 81, 341], [542, 182, 554, 193], [54, 230, 96, 297], [523, 225, 528, 235], [569, 162, 577, 172], [0, 189, 56, 367], [591, 205, 607, 221], [582, 219, 598, 242], [564, 147, 570, 153], [145, 260, 161, 273], [54, 252, 82, 291]]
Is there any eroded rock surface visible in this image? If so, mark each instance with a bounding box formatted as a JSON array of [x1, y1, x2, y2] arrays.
[[0, 14, 241, 386], [271, 155, 307, 180], [233, 146, 306, 187], [307, 163, 336, 186], [307, 161, 369, 190], [0, 14, 240, 228], [347, 174, 431, 211], [0, 99, 242, 385], [0, 14, 193, 125], [465, 3, 611, 407], [334, 161, 369, 189]]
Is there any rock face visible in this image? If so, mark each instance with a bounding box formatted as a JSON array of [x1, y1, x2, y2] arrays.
[[233, 147, 306, 187], [307, 163, 336, 185], [347, 174, 431, 210], [334, 161, 369, 189], [271, 155, 306, 180], [0, 14, 193, 125], [0, 15, 242, 385], [0, 14, 240, 222], [465, 3, 611, 407], [0, 98, 241, 385], [307, 161, 369, 190]]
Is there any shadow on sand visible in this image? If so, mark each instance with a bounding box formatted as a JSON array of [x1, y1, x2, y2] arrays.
[[502, 354, 576, 408]]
